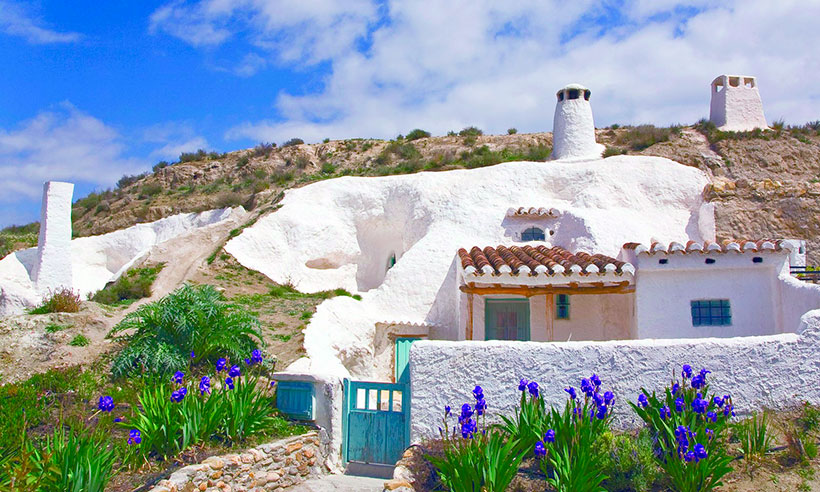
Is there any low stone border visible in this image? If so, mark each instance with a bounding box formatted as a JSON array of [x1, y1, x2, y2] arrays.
[[149, 431, 326, 492], [383, 445, 426, 492]]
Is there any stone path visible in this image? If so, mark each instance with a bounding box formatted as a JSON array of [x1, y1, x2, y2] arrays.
[[287, 474, 385, 491]]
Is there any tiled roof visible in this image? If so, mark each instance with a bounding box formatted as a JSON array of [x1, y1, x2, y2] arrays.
[[506, 207, 559, 218], [458, 245, 633, 276], [623, 239, 795, 255]]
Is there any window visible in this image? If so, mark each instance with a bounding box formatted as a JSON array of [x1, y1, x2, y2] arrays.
[[555, 294, 570, 319], [568, 89, 580, 100], [583, 89, 591, 101], [485, 299, 530, 341], [691, 300, 731, 326], [521, 227, 545, 241]]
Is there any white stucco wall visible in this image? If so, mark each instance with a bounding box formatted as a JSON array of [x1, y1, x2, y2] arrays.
[[0, 207, 243, 316], [460, 292, 633, 342], [31, 181, 74, 295], [634, 252, 785, 339], [226, 156, 714, 379], [709, 75, 768, 131], [409, 309, 820, 441]]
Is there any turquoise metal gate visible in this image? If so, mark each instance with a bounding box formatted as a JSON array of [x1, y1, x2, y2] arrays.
[[342, 379, 409, 465]]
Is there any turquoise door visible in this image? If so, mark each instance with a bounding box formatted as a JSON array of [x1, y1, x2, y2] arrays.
[[343, 380, 409, 466], [485, 299, 530, 341], [394, 337, 420, 384]]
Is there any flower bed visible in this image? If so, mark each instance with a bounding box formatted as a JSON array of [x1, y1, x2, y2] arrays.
[[410, 366, 820, 492]]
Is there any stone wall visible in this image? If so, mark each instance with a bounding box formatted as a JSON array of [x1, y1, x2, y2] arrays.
[[148, 432, 326, 492]]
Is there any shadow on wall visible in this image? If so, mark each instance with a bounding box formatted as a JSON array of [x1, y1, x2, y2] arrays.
[[354, 193, 432, 292], [425, 255, 461, 340]]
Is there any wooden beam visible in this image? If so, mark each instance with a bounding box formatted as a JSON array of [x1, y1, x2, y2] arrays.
[[459, 282, 634, 297], [547, 293, 554, 342], [466, 293, 474, 341]]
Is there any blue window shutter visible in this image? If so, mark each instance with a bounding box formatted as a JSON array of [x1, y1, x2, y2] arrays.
[[276, 381, 314, 420]]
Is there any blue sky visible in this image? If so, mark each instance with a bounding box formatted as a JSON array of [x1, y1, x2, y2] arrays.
[[1, 0, 818, 228]]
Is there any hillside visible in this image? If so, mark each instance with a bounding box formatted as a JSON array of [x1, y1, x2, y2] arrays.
[[4, 123, 820, 263]]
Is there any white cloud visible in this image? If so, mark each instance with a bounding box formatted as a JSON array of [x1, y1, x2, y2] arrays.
[[215, 0, 820, 143], [0, 0, 81, 44], [149, 0, 377, 63], [0, 103, 146, 203], [142, 122, 210, 161]]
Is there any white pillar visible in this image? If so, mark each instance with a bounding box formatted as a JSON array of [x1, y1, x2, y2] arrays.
[[709, 75, 768, 131], [31, 181, 74, 295]]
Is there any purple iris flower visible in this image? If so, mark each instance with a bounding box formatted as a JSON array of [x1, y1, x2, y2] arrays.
[[534, 441, 546, 457], [660, 405, 671, 420], [675, 397, 685, 412], [604, 391, 614, 405], [694, 443, 708, 461], [229, 365, 241, 378], [713, 396, 724, 407], [473, 385, 484, 400], [225, 377, 235, 390], [564, 387, 577, 400], [596, 404, 608, 420], [707, 411, 717, 423], [544, 429, 555, 443], [682, 364, 693, 379], [445, 405, 451, 416], [171, 387, 187, 402], [527, 381, 539, 398], [672, 383, 680, 395], [172, 371, 184, 384], [590, 374, 602, 387], [251, 349, 263, 364], [216, 358, 227, 372], [98, 396, 114, 413], [128, 429, 141, 445], [199, 376, 211, 395], [518, 378, 528, 391], [638, 394, 648, 408]]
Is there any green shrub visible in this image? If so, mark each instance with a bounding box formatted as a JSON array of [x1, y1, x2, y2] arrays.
[[406, 129, 431, 141], [152, 161, 169, 173], [179, 149, 207, 162], [282, 138, 304, 147], [139, 182, 163, 197], [507, 128, 518, 135], [215, 191, 245, 209], [603, 146, 627, 158], [251, 142, 276, 158], [31, 287, 81, 314], [321, 162, 336, 174], [598, 430, 661, 492], [236, 155, 250, 168], [734, 411, 773, 462], [270, 170, 294, 186], [616, 124, 681, 151], [91, 263, 164, 305], [116, 173, 147, 189], [45, 323, 68, 333], [0, 222, 39, 259], [69, 335, 89, 347], [458, 126, 483, 137], [109, 285, 263, 377]]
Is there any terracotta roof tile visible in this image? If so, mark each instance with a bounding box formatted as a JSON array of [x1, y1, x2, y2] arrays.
[[458, 245, 632, 276], [506, 207, 560, 218], [624, 239, 793, 255]]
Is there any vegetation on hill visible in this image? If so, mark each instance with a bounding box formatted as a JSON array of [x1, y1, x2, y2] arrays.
[[90, 263, 165, 306]]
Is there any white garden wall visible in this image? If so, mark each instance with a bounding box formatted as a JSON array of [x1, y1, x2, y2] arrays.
[[409, 309, 820, 442]]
